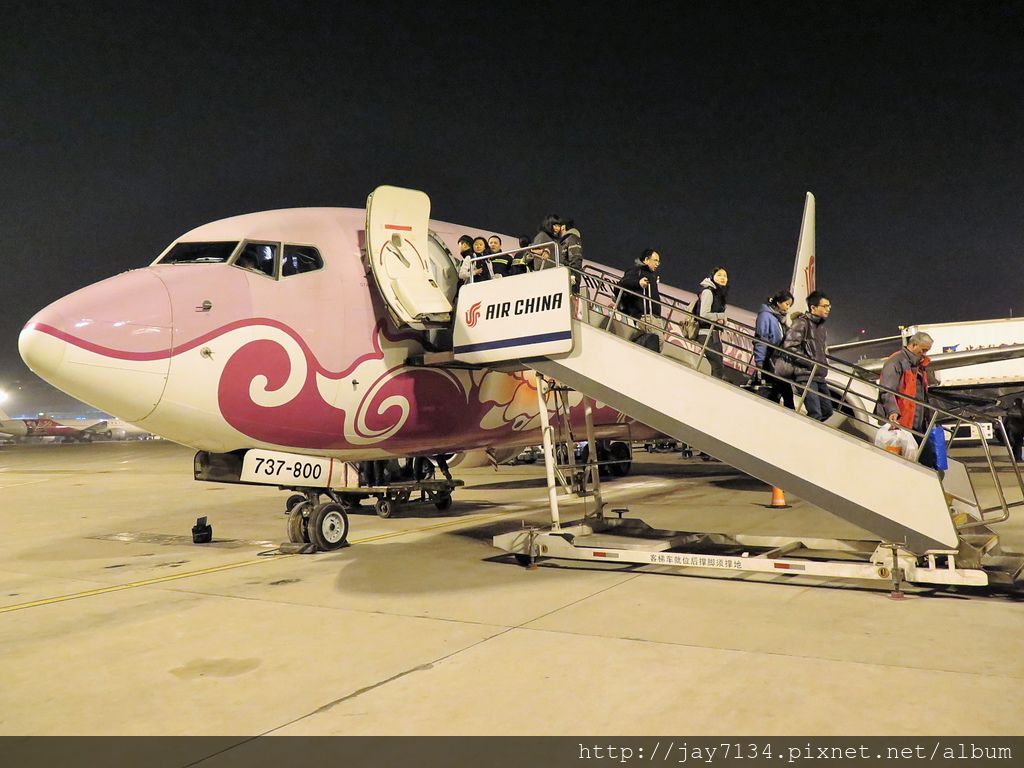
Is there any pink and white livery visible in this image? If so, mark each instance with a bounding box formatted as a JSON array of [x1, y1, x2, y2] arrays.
[[19, 189, 657, 488]]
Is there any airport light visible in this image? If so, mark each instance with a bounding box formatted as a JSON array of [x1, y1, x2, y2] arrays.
[[0, 390, 7, 404]]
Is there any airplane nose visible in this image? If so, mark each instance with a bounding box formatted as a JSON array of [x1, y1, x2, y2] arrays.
[[17, 312, 66, 382], [19, 270, 173, 422]]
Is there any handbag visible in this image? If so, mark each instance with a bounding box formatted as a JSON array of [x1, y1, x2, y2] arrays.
[[772, 353, 795, 379], [681, 297, 700, 340]]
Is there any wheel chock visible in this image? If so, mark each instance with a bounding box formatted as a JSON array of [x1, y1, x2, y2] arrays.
[[192, 516, 213, 544], [277, 542, 318, 554]]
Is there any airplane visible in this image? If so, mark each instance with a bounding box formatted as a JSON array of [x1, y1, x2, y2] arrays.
[[94, 418, 155, 440], [15, 186, 814, 547], [0, 409, 107, 442]]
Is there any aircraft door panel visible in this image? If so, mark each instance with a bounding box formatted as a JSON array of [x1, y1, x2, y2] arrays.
[[365, 185, 452, 329], [426, 231, 459, 304]]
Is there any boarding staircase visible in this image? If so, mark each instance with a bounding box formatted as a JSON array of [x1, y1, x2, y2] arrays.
[[559, 268, 1024, 550], [458, 261, 1024, 588]]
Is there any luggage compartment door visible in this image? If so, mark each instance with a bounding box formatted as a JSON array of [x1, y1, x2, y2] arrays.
[[365, 185, 452, 329]]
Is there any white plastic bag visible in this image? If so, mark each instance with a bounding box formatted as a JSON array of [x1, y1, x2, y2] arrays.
[[874, 424, 918, 459]]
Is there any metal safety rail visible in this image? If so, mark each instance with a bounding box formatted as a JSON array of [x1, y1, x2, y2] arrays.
[[461, 241, 561, 282], [579, 262, 755, 375], [559, 264, 1024, 540]]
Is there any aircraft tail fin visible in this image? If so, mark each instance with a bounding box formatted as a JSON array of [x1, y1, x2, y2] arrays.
[[789, 192, 816, 315]]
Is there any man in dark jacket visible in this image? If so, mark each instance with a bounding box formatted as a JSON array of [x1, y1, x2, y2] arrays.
[[877, 332, 937, 466], [617, 249, 661, 319], [783, 290, 833, 421], [486, 235, 510, 277]]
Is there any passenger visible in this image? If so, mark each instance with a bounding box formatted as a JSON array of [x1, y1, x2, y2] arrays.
[[696, 267, 730, 379], [559, 218, 584, 294], [487, 235, 511, 277], [457, 234, 473, 260], [1003, 398, 1024, 462], [508, 236, 533, 276], [753, 290, 795, 409], [360, 459, 389, 486], [784, 290, 833, 422], [434, 453, 454, 482], [617, 249, 661, 319], [876, 332, 938, 468], [459, 236, 493, 283], [531, 214, 562, 270]]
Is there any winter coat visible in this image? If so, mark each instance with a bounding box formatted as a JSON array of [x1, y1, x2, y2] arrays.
[[696, 277, 727, 334], [617, 260, 661, 318], [459, 253, 493, 282], [530, 229, 559, 271], [488, 247, 511, 277], [753, 303, 786, 367], [783, 312, 828, 381], [876, 347, 931, 431], [559, 228, 583, 273]]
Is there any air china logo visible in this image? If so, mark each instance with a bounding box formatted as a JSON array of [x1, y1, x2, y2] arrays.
[[465, 301, 482, 327], [804, 253, 816, 294]]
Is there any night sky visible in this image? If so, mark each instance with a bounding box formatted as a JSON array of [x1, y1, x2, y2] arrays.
[[4, 2, 1024, 391]]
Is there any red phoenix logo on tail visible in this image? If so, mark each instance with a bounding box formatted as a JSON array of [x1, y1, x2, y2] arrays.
[[804, 253, 816, 295], [465, 301, 482, 327]]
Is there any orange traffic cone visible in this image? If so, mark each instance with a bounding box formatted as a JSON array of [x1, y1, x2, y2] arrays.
[[769, 487, 789, 508]]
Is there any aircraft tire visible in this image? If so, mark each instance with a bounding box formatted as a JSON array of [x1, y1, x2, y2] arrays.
[[412, 456, 435, 481], [609, 442, 631, 477], [285, 494, 305, 513], [308, 502, 349, 551], [287, 503, 310, 544]]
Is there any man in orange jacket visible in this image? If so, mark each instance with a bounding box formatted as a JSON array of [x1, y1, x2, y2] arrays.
[[877, 332, 936, 468]]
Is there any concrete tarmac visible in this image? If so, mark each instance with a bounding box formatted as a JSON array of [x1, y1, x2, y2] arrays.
[[0, 441, 1022, 735]]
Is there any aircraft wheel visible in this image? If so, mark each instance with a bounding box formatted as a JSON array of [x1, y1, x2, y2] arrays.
[[287, 503, 310, 543], [375, 497, 396, 519], [412, 456, 435, 481], [434, 492, 452, 511], [308, 502, 349, 551], [285, 493, 305, 513], [609, 442, 631, 476]]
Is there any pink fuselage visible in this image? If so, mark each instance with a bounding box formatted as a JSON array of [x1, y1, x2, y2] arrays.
[[19, 208, 648, 459]]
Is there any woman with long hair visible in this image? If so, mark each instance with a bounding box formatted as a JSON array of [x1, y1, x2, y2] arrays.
[[696, 266, 730, 379], [753, 289, 795, 408]]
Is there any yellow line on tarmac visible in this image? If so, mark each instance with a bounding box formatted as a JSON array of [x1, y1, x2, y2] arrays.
[[0, 557, 281, 614], [0, 510, 514, 615]]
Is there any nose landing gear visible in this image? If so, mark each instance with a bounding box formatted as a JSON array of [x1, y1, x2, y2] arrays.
[[286, 493, 349, 551]]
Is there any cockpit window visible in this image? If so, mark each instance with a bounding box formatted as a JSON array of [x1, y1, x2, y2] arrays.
[[233, 242, 278, 278], [159, 241, 239, 264], [282, 245, 324, 277]]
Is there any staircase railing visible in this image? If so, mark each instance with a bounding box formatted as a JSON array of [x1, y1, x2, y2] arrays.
[[567, 264, 1024, 533]]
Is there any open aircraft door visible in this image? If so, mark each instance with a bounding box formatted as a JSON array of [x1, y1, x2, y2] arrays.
[[365, 185, 452, 330]]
